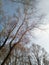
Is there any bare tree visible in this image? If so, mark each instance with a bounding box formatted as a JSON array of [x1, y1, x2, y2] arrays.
[[0, 0, 46, 65], [28, 44, 49, 65]]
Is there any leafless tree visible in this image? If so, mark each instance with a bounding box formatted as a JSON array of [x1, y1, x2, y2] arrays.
[[28, 44, 49, 65], [0, 0, 46, 65]]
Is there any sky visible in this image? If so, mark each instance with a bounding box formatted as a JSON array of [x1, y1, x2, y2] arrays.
[[31, 0, 49, 53], [24, 0, 49, 54], [0, 0, 49, 54]]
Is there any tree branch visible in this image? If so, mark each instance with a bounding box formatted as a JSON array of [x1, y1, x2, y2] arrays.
[[0, 24, 16, 50]]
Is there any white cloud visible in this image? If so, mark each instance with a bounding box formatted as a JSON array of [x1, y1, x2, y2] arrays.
[[31, 24, 49, 54]]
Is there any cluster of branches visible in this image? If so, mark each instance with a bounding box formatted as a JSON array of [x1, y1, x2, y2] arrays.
[[0, 0, 45, 65]]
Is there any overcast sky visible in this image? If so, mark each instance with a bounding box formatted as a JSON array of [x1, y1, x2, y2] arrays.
[[31, 0, 49, 53]]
